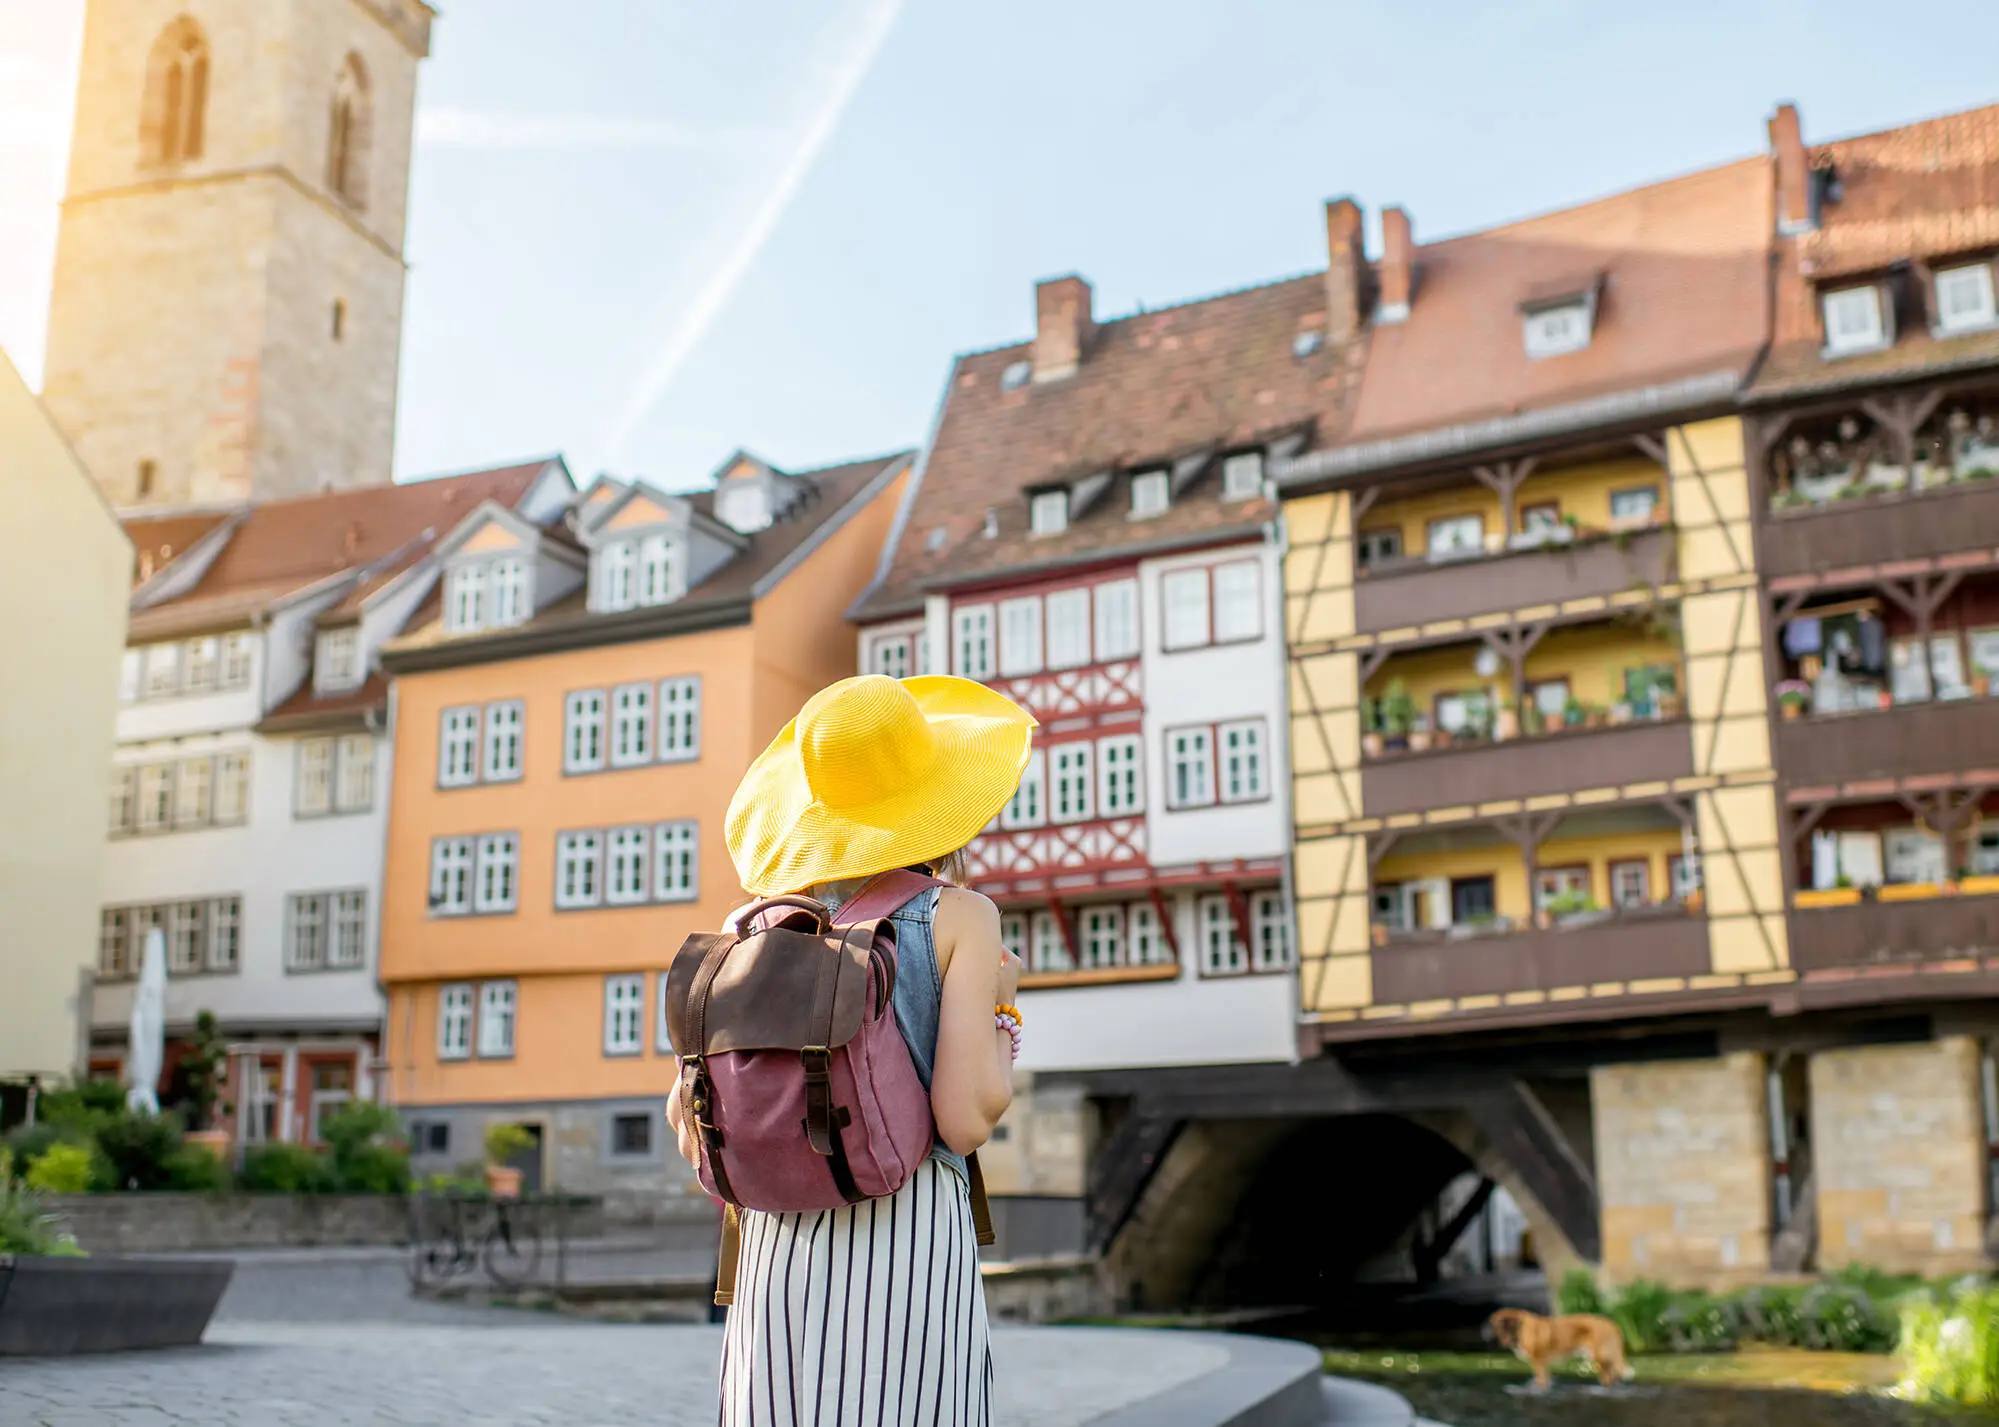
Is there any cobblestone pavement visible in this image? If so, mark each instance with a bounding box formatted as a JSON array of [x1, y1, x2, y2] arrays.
[[0, 1320, 1231, 1426]]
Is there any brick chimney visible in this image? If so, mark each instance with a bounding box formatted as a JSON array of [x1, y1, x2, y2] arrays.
[[1323, 198, 1365, 345], [1378, 206, 1414, 324], [1032, 276, 1094, 383], [1770, 102, 1813, 235]]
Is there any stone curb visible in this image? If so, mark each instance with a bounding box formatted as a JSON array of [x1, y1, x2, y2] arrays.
[[1082, 1330, 1359, 1427]]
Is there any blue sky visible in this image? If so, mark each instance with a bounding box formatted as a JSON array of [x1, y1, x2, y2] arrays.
[[2, 1, 1995, 490]]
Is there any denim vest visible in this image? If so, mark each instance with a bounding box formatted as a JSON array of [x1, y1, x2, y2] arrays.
[[824, 882, 968, 1184]]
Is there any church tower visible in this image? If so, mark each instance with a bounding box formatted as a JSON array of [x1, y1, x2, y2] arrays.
[[41, 0, 433, 508]]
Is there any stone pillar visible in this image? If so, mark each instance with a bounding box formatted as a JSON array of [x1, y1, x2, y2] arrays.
[[1811, 1037, 1987, 1275], [1591, 1052, 1771, 1289]]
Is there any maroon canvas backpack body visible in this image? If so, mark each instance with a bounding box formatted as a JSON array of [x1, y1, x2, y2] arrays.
[[663, 870, 993, 1303]]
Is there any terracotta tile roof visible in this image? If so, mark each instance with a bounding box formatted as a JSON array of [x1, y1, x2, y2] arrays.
[[257, 673, 390, 733], [1341, 158, 1772, 450], [388, 452, 911, 663], [122, 511, 235, 586], [128, 459, 555, 633], [853, 274, 1361, 620], [1756, 103, 1999, 397]]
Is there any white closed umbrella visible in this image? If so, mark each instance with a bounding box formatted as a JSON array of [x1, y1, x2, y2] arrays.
[[126, 926, 166, 1116]]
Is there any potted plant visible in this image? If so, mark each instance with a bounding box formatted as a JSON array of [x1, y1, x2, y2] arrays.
[[1560, 696, 1584, 729], [1545, 889, 1608, 928], [1361, 699, 1385, 759], [1775, 680, 1812, 721], [1974, 674, 1992, 699], [1379, 679, 1416, 752], [179, 1010, 233, 1160], [482, 1123, 534, 1200], [1494, 697, 1519, 742], [1408, 713, 1434, 754]]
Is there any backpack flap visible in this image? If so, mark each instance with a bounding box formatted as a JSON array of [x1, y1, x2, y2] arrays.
[[663, 922, 881, 1056]]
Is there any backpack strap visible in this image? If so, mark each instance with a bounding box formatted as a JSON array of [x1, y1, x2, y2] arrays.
[[714, 1202, 740, 1307], [967, 1152, 996, 1248], [832, 869, 946, 926]]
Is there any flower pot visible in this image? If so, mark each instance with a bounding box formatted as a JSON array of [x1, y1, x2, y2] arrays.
[[484, 1165, 524, 1200], [1494, 708, 1518, 741], [1407, 730, 1433, 753], [1780, 701, 1803, 721], [1975, 676, 1991, 698], [1362, 732, 1384, 758], [1878, 691, 1894, 711]]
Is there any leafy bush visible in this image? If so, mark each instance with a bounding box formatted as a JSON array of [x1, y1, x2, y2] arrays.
[[1901, 1282, 1999, 1406], [1736, 1284, 1806, 1346], [483, 1122, 535, 1166], [1555, 1267, 1607, 1317], [24, 1142, 94, 1194], [320, 1102, 411, 1194], [1801, 1281, 1893, 1353], [164, 1143, 231, 1194], [1609, 1278, 1674, 1355], [0, 1156, 85, 1257], [1661, 1294, 1739, 1353], [239, 1143, 335, 1194], [92, 1111, 184, 1191], [3, 1122, 65, 1178], [37, 1080, 125, 1133]]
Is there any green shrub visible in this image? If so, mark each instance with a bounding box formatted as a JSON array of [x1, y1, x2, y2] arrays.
[[1827, 1262, 1925, 1307], [1735, 1283, 1806, 1346], [1555, 1267, 1607, 1317], [320, 1102, 411, 1194], [24, 1142, 93, 1194], [1609, 1278, 1674, 1355], [164, 1144, 231, 1194], [2, 1122, 65, 1178], [239, 1143, 335, 1194], [92, 1111, 184, 1191], [37, 1080, 125, 1133], [483, 1122, 535, 1166], [1661, 1293, 1739, 1353], [1901, 1282, 1999, 1406], [1801, 1281, 1893, 1353], [0, 1168, 85, 1257]]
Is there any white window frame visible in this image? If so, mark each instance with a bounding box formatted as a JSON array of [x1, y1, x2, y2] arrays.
[[1522, 300, 1593, 358], [556, 831, 605, 909], [869, 632, 913, 679], [1823, 284, 1888, 355], [659, 677, 702, 761], [168, 900, 206, 974], [182, 637, 219, 694], [1161, 568, 1211, 652], [490, 557, 529, 628], [1198, 894, 1247, 976], [222, 633, 256, 688], [1097, 734, 1143, 815], [998, 596, 1044, 677], [1609, 859, 1651, 908], [1029, 909, 1070, 973], [565, 689, 607, 773], [1936, 263, 1998, 335], [138, 763, 174, 831], [1127, 899, 1167, 966], [1426, 513, 1485, 559], [1250, 891, 1292, 972], [295, 738, 334, 817], [477, 980, 517, 1058], [483, 701, 524, 782], [1050, 742, 1095, 825], [173, 756, 211, 827], [1029, 489, 1069, 536], [1129, 470, 1169, 519], [330, 890, 367, 968], [1080, 904, 1124, 968], [953, 605, 995, 679], [1045, 588, 1091, 670], [144, 641, 182, 698], [606, 825, 651, 905], [1218, 719, 1268, 803], [998, 913, 1027, 965], [654, 821, 699, 902], [286, 892, 328, 971], [430, 836, 474, 916], [474, 834, 519, 914], [1221, 451, 1264, 500], [1001, 749, 1046, 830], [109, 766, 138, 835], [1212, 560, 1262, 644], [334, 734, 374, 812], [595, 541, 637, 612], [611, 683, 654, 767], [440, 707, 481, 788], [438, 983, 474, 1060], [1167, 726, 1216, 810], [1094, 579, 1140, 661], [315, 627, 361, 692], [1608, 486, 1660, 525], [445, 563, 485, 634], [638, 534, 677, 606], [603, 975, 645, 1057], [657, 975, 677, 1053], [208, 897, 241, 971]]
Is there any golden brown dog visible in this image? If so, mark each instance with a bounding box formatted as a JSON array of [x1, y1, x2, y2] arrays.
[[1484, 1307, 1633, 1389]]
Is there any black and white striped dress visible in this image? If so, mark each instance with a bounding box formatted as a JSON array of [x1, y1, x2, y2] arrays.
[[718, 883, 993, 1424], [718, 1158, 992, 1425]]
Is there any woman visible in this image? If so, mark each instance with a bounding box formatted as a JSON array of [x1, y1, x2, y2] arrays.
[[668, 672, 1032, 1425]]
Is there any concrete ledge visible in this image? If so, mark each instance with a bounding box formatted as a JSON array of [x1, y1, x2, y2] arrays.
[[0, 1254, 234, 1355], [47, 1193, 608, 1253], [1087, 1331, 1332, 1427]]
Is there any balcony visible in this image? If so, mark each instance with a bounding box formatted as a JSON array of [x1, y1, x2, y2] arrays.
[[1789, 883, 1999, 974], [1361, 717, 1693, 818], [1370, 905, 1711, 1004], [1762, 479, 1999, 579], [1353, 526, 1673, 636], [1776, 693, 1999, 789]]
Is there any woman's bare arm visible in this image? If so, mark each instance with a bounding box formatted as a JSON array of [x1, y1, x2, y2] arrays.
[[928, 887, 1018, 1156]]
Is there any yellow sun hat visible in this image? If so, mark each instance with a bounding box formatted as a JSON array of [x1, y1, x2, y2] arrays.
[[726, 673, 1038, 896]]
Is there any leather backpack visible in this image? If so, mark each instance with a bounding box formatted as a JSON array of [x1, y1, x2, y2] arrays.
[[663, 869, 994, 1304]]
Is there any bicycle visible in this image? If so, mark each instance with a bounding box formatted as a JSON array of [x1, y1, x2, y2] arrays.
[[406, 1192, 544, 1291]]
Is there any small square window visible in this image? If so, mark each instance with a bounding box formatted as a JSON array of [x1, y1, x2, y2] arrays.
[[1221, 452, 1264, 500], [1356, 529, 1402, 567], [1609, 486, 1660, 525], [1523, 300, 1592, 358], [1130, 471, 1169, 519], [1029, 489, 1069, 536], [1822, 285, 1887, 355], [1935, 263, 1997, 335], [611, 1112, 653, 1157]]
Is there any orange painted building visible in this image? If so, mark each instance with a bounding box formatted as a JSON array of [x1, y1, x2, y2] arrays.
[[376, 450, 912, 1204]]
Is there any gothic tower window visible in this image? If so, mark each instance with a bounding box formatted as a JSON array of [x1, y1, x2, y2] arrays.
[[326, 54, 371, 210], [141, 18, 209, 166]]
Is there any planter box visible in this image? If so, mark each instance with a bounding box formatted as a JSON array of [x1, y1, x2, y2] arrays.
[[1794, 887, 1862, 909], [1877, 882, 1946, 903], [0, 1254, 232, 1355], [43, 1192, 606, 1253]]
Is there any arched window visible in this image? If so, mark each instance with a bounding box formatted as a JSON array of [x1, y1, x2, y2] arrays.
[[141, 18, 209, 166], [326, 54, 371, 209]]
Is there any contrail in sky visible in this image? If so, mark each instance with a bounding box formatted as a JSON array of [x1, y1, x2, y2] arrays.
[[416, 106, 762, 153], [602, 0, 905, 463]]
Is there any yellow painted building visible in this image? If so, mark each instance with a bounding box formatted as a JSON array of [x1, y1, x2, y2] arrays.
[[377, 451, 911, 1205]]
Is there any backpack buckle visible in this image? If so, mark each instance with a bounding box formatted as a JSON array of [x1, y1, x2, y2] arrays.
[[800, 1046, 830, 1076]]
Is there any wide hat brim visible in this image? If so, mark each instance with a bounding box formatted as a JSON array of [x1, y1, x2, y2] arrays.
[[726, 675, 1038, 896]]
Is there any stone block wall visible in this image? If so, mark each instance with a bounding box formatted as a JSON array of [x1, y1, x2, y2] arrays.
[[1591, 1052, 1771, 1288], [1811, 1037, 1988, 1276]]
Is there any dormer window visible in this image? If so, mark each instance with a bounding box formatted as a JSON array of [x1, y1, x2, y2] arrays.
[[444, 563, 484, 634], [1221, 452, 1264, 501], [639, 535, 676, 605], [1129, 470, 1169, 519], [316, 627, 360, 692], [1522, 299, 1593, 359], [1935, 263, 1997, 336], [1029, 489, 1069, 536], [596, 542, 637, 611], [489, 557, 529, 627], [592, 535, 682, 613], [716, 482, 771, 534], [1822, 284, 1889, 355]]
